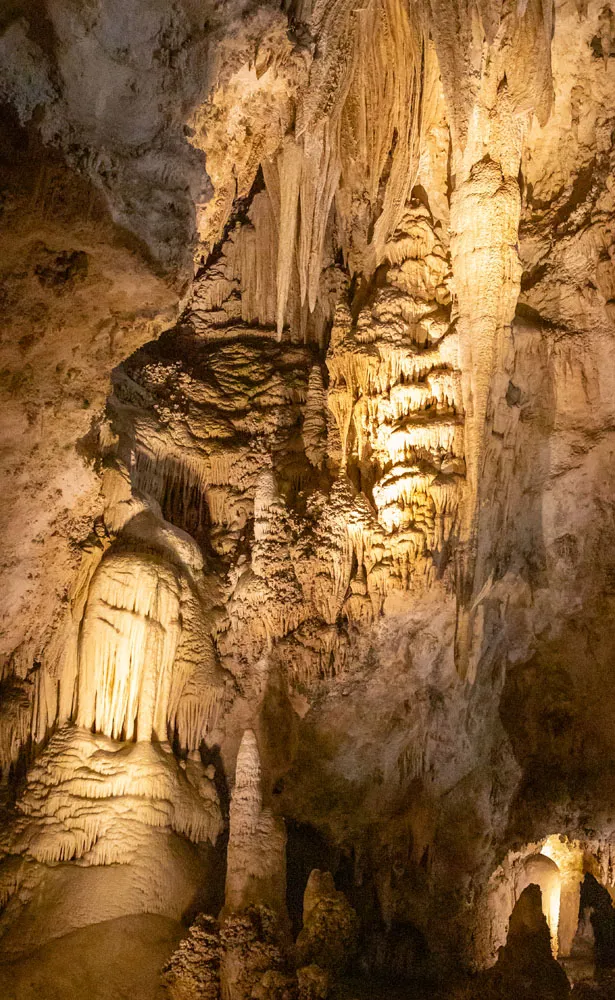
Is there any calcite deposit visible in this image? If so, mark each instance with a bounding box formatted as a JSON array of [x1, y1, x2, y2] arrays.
[[1, 0, 615, 997]]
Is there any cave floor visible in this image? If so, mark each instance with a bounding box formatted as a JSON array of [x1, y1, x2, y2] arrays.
[[3, 930, 613, 1000], [336, 974, 468, 999], [337, 968, 615, 998], [0, 914, 183, 1000]]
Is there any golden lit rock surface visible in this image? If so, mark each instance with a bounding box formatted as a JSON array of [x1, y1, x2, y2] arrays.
[[0, 0, 615, 997]]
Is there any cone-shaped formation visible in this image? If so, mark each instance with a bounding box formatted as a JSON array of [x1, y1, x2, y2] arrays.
[[1, 0, 615, 994], [224, 730, 287, 916]]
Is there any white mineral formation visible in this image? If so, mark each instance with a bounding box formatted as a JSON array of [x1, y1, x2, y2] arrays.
[[224, 730, 287, 916], [2, 726, 222, 867], [0, 0, 614, 996], [76, 551, 182, 743]]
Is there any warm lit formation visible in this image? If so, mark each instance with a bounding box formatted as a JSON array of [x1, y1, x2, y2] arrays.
[[0, 0, 614, 997]]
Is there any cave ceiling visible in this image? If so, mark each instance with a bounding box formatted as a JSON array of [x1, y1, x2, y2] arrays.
[[1, 0, 615, 996]]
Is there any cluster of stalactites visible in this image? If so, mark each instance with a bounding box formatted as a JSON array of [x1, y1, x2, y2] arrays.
[[217, 445, 457, 684], [0, 671, 32, 780], [3, 727, 223, 867], [187, 182, 345, 348], [74, 549, 223, 751], [425, 0, 553, 153], [190, 0, 555, 346], [218, 462, 385, 680], [76, 551, 181, 743], [267, 0, 436, 337], [113, 213, 462, 688], [190, 0, 436, 344], [324, 205, 464, 598]]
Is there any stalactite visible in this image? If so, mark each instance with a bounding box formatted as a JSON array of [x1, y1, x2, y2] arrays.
[[75, 552, 182, 743], [272, 137, 303, 339], [298, 121, 343, 314], [338, 0, 432, 273], [131, 446, 210, 530], [168, 586, 225, 752], [4, 726, 223, 868], [235, 191, 278, 328], [0, 675, 32, 779], [303, 364, 328, 469], [253, 470, 280, 548]]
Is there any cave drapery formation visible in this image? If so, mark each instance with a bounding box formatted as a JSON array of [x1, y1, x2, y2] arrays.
[[1, 0, 615, 997]]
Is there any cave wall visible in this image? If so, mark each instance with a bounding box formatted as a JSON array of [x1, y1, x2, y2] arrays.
[[0, 0, 615, 985]]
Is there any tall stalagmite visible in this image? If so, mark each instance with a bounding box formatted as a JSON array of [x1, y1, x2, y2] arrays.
[[0, 0, 615, 998]]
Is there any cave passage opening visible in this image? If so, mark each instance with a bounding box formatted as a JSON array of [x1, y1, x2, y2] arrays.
[[487, 834, 615, 986]]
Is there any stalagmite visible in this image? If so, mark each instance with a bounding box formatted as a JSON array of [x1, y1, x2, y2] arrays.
[[1, 0, 615, 996], [224, 729, 287, 916], [220, 730, 289, 999], [296, 870, 358, 973]]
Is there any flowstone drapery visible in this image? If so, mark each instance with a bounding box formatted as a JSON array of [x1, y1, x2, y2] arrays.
[[1, 0, 615, 996]]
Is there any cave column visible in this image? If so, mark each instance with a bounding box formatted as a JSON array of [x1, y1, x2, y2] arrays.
[[450, 77, 529, 679], [558, 874, 583, 958], [556, 850, 585, 957]]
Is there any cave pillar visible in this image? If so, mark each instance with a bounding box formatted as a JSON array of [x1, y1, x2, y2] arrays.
[[450, 84, 528, 679], [558, 873, 582, 958], [540, 837, 585, 957]]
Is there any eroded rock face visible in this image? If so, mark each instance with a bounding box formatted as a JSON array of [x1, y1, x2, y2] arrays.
[[0, 129, 182, 685], [1, 0, 615, 994], [162, 913, 221, 1000], [296, 871, 358, 973]]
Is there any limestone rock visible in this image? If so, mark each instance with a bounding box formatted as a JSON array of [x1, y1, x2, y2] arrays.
[[296, 871, 358, 974], [465, 885, 571, 1000], [225, 730, 287, 916], [163, 914, 221, 1000], [219, 905, 288, 1000], [296, 964, 330, 1000], [1, 0, 615, 994]]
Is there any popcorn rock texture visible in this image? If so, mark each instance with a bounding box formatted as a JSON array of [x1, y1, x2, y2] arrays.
[[296, 871, 358, 973], [1, 0, 615, 997], [162, 914, 221, 1000]]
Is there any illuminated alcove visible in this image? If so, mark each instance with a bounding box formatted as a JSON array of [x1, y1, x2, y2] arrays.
[[517, 853, 561, 951], [1, 0, 615, 994], [478, 834, 615, 972]]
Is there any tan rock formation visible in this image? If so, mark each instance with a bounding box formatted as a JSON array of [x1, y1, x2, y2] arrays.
[[297, 964, 329, 1000], [162, 913, 221, 1000], [219, 905, 289, 1000], [224, 729, 287, 917], [0, 0, 615, 996], [296, 871, 358, 974], [0, 725, 223, 958]]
